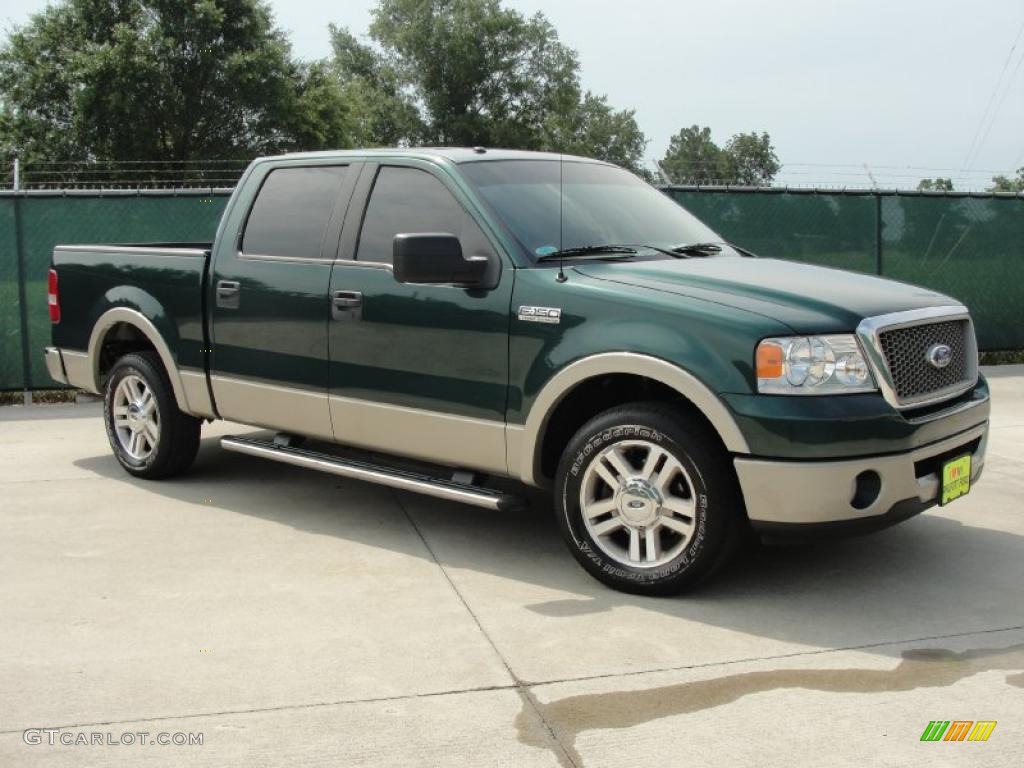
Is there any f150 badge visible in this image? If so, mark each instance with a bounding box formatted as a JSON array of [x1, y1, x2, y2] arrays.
[[518, 306, 562, 324]]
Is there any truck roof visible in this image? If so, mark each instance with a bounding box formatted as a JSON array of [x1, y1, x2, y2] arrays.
[[255, 147, 610, 166]]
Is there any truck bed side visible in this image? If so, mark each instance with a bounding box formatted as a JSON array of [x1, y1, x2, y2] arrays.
[[48, 243, 214, 417]]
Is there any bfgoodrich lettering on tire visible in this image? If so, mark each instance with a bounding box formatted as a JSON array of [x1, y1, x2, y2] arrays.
[[103, 351, 201, 480], [554, 401, 741, 595]]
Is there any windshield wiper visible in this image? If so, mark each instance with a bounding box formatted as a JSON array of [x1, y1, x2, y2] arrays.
[[535, 245, 638, 262], [670, 242, 724, 257]]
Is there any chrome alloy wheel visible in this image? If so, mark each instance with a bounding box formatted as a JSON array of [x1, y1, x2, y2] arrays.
[[579, 439, 697, 568], [112, 374, 160, 460]]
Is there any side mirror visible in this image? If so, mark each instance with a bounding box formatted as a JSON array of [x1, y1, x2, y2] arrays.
[[392, 233, 489, 287]]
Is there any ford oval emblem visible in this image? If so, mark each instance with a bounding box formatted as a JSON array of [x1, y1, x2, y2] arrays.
[[927, 343, 952, 369]]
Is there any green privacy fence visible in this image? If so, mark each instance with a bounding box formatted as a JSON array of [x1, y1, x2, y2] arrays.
[[1, 191, 231, 390], [1, 187, 1022, 391], [666, 187, 1024, 352]]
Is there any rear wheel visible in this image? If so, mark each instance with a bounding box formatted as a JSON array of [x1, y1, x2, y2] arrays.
[[554, 402, 741, 595], [103, 352, 200, 479]]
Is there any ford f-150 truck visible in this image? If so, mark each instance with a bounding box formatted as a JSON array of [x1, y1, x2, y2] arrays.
[[44, 148, 989, 594]]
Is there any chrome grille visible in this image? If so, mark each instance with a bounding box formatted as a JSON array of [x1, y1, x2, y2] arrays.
[[877, 319, 972, 403]]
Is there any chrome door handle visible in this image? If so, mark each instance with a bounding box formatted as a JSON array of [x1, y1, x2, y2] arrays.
[[332, 290, 362, 308], [332, 290, 362, 321], [216, 280, 240, 309]]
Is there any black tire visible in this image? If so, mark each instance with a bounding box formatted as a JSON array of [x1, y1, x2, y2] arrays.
[[554, 401, 742, 595], [103, 351, 201, 479]]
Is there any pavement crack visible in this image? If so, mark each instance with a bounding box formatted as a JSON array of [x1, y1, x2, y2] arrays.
[[391, 489, 580, 768]]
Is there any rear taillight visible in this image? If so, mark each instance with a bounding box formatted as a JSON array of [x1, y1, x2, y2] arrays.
[[48, 269, 60, 324]]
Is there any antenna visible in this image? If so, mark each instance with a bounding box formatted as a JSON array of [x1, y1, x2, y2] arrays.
[[556, 153, 567, 283]]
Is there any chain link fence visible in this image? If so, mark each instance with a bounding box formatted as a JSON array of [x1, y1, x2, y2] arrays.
[[1, 176, 1022, 392], [667, 186, 1024, 352], [0, 190, 232, 390]]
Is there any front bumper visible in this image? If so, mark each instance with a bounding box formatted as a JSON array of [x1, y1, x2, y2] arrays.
[[735, 421, 987, 535]]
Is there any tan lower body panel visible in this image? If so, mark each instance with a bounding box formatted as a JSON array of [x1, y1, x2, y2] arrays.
[[329, 395, 508, 476], [209, 375, 334, 440], [735, 422, 988, 524], [43, 347, 68, 385], [179, 369, 216, 419], [61, 350, 96, 392]]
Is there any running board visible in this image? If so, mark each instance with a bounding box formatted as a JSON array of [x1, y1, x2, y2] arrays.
[[220, 435, 522, 511]]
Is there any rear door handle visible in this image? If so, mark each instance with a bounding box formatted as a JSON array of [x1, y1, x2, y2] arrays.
[[332, 290, 362, 321], [216, 280, 240, 309]]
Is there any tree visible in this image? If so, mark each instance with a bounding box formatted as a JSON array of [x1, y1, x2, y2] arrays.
[[329, 0, 647, 170], [723, 132, 780, 186], [989, 168, 1023, 193], [328, 25, 423, 146], [543, 92, 647, 173], [0, 0, 356, 162], [659, 125, 780, 185], [659, 126, 728, 184], [917, 178, 954, 191]]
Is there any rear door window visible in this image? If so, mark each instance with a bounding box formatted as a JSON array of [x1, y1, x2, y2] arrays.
[[356, 166, 488, 264], [242, 166, 348, 258]]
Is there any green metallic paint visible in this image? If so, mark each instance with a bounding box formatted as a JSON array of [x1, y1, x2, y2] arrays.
[[50, 148, 991, 481], [327, 266, 513, 420], [327, 158, 514, 422], [207, 158, 361, 396], [573, 257, 959, 335], [506, 265, 791, 424], [51, 250, 207, 370], [723, 377, 989, 459]]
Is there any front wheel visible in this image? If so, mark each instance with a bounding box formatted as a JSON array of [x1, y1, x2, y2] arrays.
[[554, 402, 741, 595], [103, 351, 201, 479]]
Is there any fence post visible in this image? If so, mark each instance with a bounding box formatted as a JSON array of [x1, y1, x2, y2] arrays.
[[874, 192, 883, 276], [12, 158, 32, 405]]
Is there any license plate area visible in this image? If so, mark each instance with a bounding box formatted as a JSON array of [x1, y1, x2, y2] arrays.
[[940, 454, 972, 506]]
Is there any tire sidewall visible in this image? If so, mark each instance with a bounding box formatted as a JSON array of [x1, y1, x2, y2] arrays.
[[557, 415, 723, 592]]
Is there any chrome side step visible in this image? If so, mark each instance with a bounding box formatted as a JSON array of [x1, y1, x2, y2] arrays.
[[220, 435, 522, 511]]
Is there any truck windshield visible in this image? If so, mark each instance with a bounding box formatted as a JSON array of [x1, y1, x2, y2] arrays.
[[458, 159, 726, 263]]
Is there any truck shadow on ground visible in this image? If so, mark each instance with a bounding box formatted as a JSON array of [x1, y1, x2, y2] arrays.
[[75, 435, 1024, 767], [73, 433, 1024, 654]]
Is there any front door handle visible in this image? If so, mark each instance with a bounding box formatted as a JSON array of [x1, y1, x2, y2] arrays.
[[216, 280, 240, 309], [332, 290, 362, 321]]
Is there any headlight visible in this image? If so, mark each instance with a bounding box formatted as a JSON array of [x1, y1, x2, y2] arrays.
[[756, 335, 876, 394]]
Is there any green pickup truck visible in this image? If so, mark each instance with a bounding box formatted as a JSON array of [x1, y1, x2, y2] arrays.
[[45, 148, 989, 594]]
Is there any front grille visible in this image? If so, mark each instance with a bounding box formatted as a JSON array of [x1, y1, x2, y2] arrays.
[[878, 319, 971, 403]]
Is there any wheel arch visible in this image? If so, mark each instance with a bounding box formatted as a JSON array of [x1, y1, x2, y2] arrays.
[[87, 307, 189, 411], [511, 353, 750, 487]]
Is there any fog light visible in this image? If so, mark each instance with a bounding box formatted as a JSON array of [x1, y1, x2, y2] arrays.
[[851, 470, 881, 510]]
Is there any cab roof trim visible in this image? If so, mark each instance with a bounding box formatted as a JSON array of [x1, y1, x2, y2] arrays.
[[252, 147, 612, 166]]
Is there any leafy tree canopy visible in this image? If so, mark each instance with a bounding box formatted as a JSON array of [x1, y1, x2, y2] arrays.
[[989, 168, 1023, 193], [917, 178, 954, 191], [659, 125, 780, 185], [330, 0, 648, 172], [0, 0, 356, 161]]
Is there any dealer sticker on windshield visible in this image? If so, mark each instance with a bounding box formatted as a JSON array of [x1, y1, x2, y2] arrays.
[[940, 454, 972, 505]]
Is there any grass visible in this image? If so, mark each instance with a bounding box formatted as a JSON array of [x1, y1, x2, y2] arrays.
[[979, 350, 1024, 365], [0, 389, 79, 406]]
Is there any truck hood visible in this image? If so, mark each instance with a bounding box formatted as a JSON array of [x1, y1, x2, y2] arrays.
[[574, 256, 960, 334]]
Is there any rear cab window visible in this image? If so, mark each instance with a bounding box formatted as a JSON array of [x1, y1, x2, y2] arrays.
[[242, 166, 348, 259]]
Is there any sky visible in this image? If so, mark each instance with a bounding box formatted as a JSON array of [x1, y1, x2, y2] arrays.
[[3, 0, 1024, 189]]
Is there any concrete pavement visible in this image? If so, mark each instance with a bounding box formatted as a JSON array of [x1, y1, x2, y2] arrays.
[[1, 367, 1022, 767]]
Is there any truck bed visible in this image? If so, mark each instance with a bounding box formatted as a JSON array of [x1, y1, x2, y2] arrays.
[[50, 242, 211, 378]]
